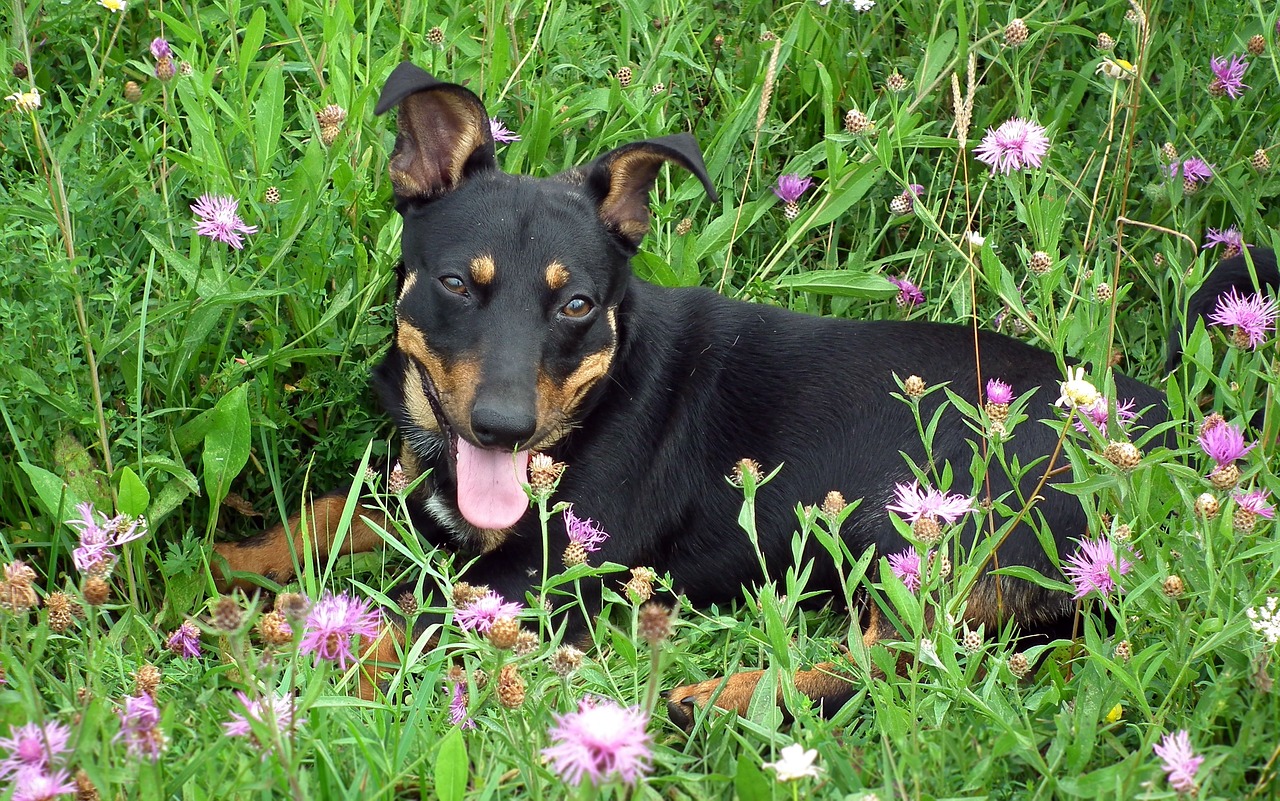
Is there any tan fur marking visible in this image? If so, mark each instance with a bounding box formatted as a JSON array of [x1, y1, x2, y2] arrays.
[[213, 494, 389, 590], [397, 321, 481, 434], [390, 93, 485, 197], [470, 254, 496, 286], [666, 661, 856, 725], [357, 623, 406, 701], [598, 150, 666, 239], [545, 261, 570, 290], [400, 271, 419, 298]]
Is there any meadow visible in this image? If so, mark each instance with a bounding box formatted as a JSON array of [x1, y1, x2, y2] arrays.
[[2, 0, 1280, 797]]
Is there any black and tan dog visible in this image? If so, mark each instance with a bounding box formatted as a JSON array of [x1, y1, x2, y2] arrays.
[[215, 62, 1277, 724]]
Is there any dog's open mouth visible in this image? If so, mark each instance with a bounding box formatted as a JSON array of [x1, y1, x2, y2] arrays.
[[453, 438, 531, 530]]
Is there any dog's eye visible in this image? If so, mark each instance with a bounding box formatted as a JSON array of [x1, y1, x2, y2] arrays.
[[561, 297, 594, 318], [440, 275, 469, 297]]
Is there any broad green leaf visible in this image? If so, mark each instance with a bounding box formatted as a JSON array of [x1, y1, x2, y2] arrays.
[[201, 384, 252, 509], [434, 727, 467, 801], [778, 270, 898, 298], [117, 467, 150, 518]]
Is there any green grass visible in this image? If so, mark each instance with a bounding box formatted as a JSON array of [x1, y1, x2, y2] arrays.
[[3, 0, 1280, 797]]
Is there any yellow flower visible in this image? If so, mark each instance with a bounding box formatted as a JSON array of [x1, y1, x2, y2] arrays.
[[5, 89, 40, 112], [98, 0, 127, 10], [1096, 58, 1135, 80], [1056, 366, 1101, 409], [1105, 703, 1123, 723]]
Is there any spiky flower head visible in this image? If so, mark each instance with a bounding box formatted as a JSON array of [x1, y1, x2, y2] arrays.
[[1007, 652, 1031, 678], [624, 567, 655, 602], [133, 664, 161, 698], [489, 117, 520, 143], [638, 602, 673, 645], [1204, 226, 1246, 258], [487, 616, 520, 649], [426, 26, 445, 46], [448, 681, 475, 729], [1248, 34, 1266, 56], [543, 698, 652, 786], [223, 692, 305, 751], [150, 38, 173, 60], [889, 275, 924, 307], [264, 186, 281, 204], [772, 174, 812, 205], [902, 375, 926, 398], [550, 645, 584, 677], [155, 57, 175, 82], [44, 592, 80, 633], [616, 66, 632, 87], [564, 507, 609, 556], [454, 591, 522, 634], [116, 693, 165, 761], [1004, 18, 1029, 47], [1154, 730, 1204, 794], [885, 72, 908, 92], [67, 502, 148, 576], [1195, 492, 1220, 518], [820, 490, 847, 517], [1169, 157, 1213, 187], [1234, 489, 1275, 518], [1198, 420, 1254, 467], [1209, 54, 1250, 99], [1162, 575, 1185, 598], [843, 108, 872, 134], [1102, 441, 1141, 470], [1208, 287, 1277, 349], [298, 592, 382, 669], [886, 481, 975, 526], [191, 195, 258, 250], [985, 378, 1014, 406], [0, 721, 73, 779], [257, 610, 294, 645], [496, 663, 526, 708], [529, 452, 566, 494], [1062, 536, 1134, 602], [886, 549, 924, 593], [10, 766, 78, 801], [974, 118, 1050, 174]]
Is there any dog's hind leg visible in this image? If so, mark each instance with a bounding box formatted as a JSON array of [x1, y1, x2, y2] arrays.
[[213, 492, 389, 590], [357, 621, 407, 701]]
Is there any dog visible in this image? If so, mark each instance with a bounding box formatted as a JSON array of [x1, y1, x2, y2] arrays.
[[215, 62, 1277, 725]]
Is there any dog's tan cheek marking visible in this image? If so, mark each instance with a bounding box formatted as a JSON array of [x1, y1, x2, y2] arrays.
[[399, 271, 419, 299], [545, 261, 569, 290], [470, 254, 495, 286], [397, 322, 482, 429]]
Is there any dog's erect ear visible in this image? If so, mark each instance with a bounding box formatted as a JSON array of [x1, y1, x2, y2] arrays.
[[578, 133, 717, 250], [373, 62, 496, 202]]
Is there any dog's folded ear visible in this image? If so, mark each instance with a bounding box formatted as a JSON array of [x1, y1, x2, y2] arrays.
[[374, 62, 496, 203], [578, 134, 717, 251]]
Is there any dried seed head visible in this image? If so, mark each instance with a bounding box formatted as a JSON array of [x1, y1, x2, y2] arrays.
[[962, 628, 983, 654], [316, 103, 347, 127], [550, 645, 584, 677], [179, 61, 193, 77], [1234, 506, 1259, 533], [562, 541, 588, 568], [257, 610, 294, 645], [1029, 250, 1052, 275], [1153, 252, 1165, 268], [1248, 34, 1266, 56], [1252, 148, 1271, 172], [320, 123, 340, 147], [1094, 282, 1113, 302], [1183, 175, 1200, 194], [985, 401, 1010, 423], [1004, 18, 1029, 47], [1209, 463, 1240, 490], [487, 616, 520, 650], [134, 663, 162, 697], [1114, 639, 1132, 662], [1161, 141, 1178, 162], [624, 567, 655, 603], [496, 664, 526, 708], [760, 30, 777, 42], [912, 516, 943, 544], [451, 582, 489, 608], [844, 108, 873, 135], [1162, 575, 1186, 598], [275, 592, 310, 620], [1103, 441, 1142, 470], [513, 629, 539, 656], [211, 595, 244, 632], [82, 576, 110, 607], [885, 72, 908, 93], [821, 490, 847, 517], [731, 458, 763, 487], [650, 82, 666, 96], [903, 374, 926, 398], [889, 194, 913, 215], [529, 452, 566, 496], [123, 81, 142, 103], [13, 61, 28, 79], [45, 592, 79, 633], [616, 66, 633, 87], [1008, 652, 1031, 678], [427, 26, 445, 46], [1097, 32, 1115, 51], [675, 217, 693, 236], [713, 35, 725, 51], [264, 186, 281, 204], [1112, 523, 1132, 541], [155, 57, 175, 82], [75, 769, 100, 801], [638, 602, 674, 645], [1195, 492, 1220, 518]]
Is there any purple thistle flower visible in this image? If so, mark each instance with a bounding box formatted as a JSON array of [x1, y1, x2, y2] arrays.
[[1209, 54, 1249, 98], [0, 722, 72, 779], [1062, 537, 1134, 601], [1198, 421, 1254, 467], [150, 38, 172, 60], [542, 697, 652, 786], [1208, 288, 1278, 349], [985, 378, 1014, 406], [889, 276, 924, 307], [772, 174, 813, 204], [1169, 157, 1214, 185], [66, 502, 147, 576], [448, 681, 475, 730], [454, 591, 523, 634], [1074, 397, 1139, 434], [10, 766, 77, 801], [223, 691, 304, 742], [973, 117, 1050, 174], [165, 621, 202, 659], [887, 549, 924, 593], [191, 194, 258, 250], [1154, 730, 1204, 794], [564, 507, 609, 553], [1233, 489, 1276, 518], [1204, 226, 1246, 252], [298, 592, 382, 670], [489, 117, 520, 144], [116, 693, 165, 761], [886, 481, 975, 525]]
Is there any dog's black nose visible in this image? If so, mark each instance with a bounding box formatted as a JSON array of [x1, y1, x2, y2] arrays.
[[470, 405, 537, 448]]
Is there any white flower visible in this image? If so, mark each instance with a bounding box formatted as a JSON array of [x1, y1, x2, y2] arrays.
[[1056, 366, 1101, 409], [966, 230, 986, 249], [5, 89, 40, 112], [98, 0, 127, 10], [1096, 58, 1135, 81], [762, 743, 823, 782], [850, 0, 875, 10], [1248, 596, 1280, 645]]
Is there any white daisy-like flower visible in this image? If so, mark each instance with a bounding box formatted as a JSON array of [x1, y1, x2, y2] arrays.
[[1056, 366, 1101, 409], [1096, 58, 1136, 81], [762, 743, 823, 782], [5, 89, 40, 112]]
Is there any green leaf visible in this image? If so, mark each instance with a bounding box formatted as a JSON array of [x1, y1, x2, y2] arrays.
[[777, 270, 898, 298], [20, 463, 83, 521], [808, 162, 883, 228], [117, 467, 150, 519], [239, 8, 267, 84], [201, 384, 252, 510], [253, 58, 285, 175], [433, 727, 467, 801], [733, 754, 771, 801]]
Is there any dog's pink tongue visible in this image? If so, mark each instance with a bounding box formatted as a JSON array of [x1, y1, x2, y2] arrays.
[[455, 440, 531, 529]]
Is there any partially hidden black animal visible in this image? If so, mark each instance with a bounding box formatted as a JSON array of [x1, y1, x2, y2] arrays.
[[215, 62, 1279, 724]]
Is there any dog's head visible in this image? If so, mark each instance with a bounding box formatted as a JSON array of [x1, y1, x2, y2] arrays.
[[373, 62, 716, 539]]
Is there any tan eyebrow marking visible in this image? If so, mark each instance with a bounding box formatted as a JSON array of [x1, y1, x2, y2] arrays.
[[545, 261, 570, 290], [470, 254, 496, 285]]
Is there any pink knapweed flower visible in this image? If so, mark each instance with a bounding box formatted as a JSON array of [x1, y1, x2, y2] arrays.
[[1199, 421, 1253, 466], [1204, 226, 1246, 253], [1154, 730, 1204, 794], [886, 481, 975, 525], [116, 693, 165, 761], [191, 194, 258, 250], [564, 508, 609, 553], [0, 721, 72, 779], [1209, 54, 1249, 98], [489, 117, 520, 143], [1062, 537, 1134, 601], [10, 766, 77, 801], [1234, 489, 1276, 518], [66, 502, 147, 576], [542, 698, 652, 786], [973, 118, 1050, 174], [223, 691, 304, 742], [165, 621, 201, 659], [1170, 157, 1214, 186], [298, 592, 382, 669], [889, 276, 924, 307], [986, 378, 1014, 406], [771, 174, 813, 204], [1208, 288, 1278, 348], [454, 591, 523, 634], [1075, 397, 1139, 435], [448, 681, 475, 730], [150, 38, 172, 60], [887, 549, 923, 593]]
